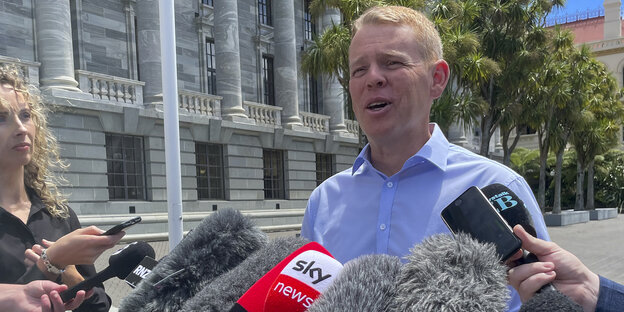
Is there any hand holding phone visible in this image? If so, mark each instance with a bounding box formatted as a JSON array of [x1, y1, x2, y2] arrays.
[[441, 186, 521, 262], [101, 216, 142, 236]]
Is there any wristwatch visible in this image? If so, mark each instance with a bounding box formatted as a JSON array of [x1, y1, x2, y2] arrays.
[[41, 248, 65, 274]]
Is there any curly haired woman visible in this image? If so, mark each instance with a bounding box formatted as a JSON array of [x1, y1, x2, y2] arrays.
[[0, 64, 124, 311]]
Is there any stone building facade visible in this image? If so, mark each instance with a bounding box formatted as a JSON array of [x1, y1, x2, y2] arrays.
[[0, 0, 361, 218]]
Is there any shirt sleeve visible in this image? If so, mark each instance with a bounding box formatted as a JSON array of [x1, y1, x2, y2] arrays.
[[596, 275, 624, 312], [67, 208, 112, 312]]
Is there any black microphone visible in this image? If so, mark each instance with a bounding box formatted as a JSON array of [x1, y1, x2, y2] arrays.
[[481, 183, 537, 237], [60, 241, 155, 302], [179, 236, 309, 312], [118, 209, 268, 312], [392, 233, 510, 311], [307, 254, 402, 311], [482, 184, 567, 296]]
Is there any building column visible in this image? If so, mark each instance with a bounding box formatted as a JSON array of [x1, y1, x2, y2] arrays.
[[321, 9, 347, 133], [135, 0, 163, 105], [34, 0, 79, 91], [214, 0, 247, 120], [604, 0, 622, 39], [273, 1, 303, 128]]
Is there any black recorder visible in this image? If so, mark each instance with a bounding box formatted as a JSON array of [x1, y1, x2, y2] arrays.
[[441, 186, 522, 261]]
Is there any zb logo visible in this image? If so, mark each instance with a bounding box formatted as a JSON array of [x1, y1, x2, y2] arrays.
[[493, 195, 517, 211]]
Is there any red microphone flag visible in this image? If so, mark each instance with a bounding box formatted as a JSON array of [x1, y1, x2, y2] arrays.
[[264, 249, 343, 311], [229, 242, 341, 312]]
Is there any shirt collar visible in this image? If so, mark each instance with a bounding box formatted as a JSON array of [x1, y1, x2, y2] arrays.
[[26, 187, 46, 219], [352, 123, 449, 175]]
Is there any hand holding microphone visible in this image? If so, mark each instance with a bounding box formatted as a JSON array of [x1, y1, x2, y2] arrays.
[[60, 241, 155, 302], [481, 184, 584, 311], [508, 225, 598, 312]]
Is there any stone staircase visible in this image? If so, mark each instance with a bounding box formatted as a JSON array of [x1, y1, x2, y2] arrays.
[[79, 208, 305, 242]]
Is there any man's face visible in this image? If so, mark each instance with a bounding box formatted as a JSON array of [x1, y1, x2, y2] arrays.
[[349, 24, 442, 144]]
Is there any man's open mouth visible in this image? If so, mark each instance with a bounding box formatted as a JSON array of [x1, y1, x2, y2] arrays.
[[367, 102, 390, 111]]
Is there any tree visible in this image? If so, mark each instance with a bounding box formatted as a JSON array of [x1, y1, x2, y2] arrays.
[[470, 0, 565, 157], [519, 26, 573, 211], [569, 59, 624, 210], [595, 149, 624, 211]]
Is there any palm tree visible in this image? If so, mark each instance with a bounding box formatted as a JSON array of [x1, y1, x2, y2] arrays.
[[569, 58, 624, 211]]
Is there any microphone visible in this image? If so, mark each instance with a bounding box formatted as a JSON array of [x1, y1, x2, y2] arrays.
[[482, 184, 559, 290], [179, 236, 310, 312], [481, 183, 537, 237], [118, 209, 268, 312], [263, 249, 343, 311], [519, 288, 583, 312], [60, 241, 155, 302], [391, 233, 510, 312], [307, 254, 401, 312]]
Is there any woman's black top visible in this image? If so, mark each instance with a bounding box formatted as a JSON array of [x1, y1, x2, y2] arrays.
[[0, 188, 111, 311]]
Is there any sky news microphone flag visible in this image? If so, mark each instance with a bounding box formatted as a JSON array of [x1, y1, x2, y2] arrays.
[[263, 249, 342, 311]]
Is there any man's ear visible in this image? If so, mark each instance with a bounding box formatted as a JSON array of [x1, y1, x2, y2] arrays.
[[430, 60, 450, 99]]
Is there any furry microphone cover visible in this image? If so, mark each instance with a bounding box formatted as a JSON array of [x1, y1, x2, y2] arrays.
[[179, 236, 309, 312], [391, 233, 510, 312], [118, 209, 268, 312], [307, 254, 402, 312], [519, 288, 583, 312]]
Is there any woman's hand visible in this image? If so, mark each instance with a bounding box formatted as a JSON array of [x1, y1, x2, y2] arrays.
[[0, 281, 87, 312], [38, 226, 124, 268]]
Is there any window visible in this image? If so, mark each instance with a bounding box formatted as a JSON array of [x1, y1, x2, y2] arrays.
[[258, 0, 272, 26], [202, 0, 213, 6], [263, 149, 284, 199], [316, 154, 333, 186], [308, 75, 320, 114], [195, 142, 225, 199], [105, 134, 146, 200], [262, 55, 275, 106], [134, 16, 140, 81], [304, 0, 316, 41], [205, 38, 217, 95]]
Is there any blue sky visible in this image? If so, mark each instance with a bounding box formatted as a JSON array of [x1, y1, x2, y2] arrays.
[[553, 0, 609, 16]]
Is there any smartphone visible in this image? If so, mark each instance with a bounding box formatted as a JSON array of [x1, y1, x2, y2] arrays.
[[441, 186, 521, 261], [101, 216, 142, 235]]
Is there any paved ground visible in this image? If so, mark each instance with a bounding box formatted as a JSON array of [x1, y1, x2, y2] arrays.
[[96, 216, 624, 310], [548, 215, 624, 285]]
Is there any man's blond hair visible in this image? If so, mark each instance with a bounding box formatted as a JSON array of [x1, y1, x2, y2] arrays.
[[352, 6, 443, 63]]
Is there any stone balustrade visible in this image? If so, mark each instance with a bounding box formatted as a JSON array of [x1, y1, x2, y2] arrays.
[[178, 90, 222, 117], [0, 56, 41, 86], [588, 37, 624, 53], [243, 101, 282, 126], [300, 111, 330, 132], [75, 70, 144, 105], [345, 119, 360, 135]]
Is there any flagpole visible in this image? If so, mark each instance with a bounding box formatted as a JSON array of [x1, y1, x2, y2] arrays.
[[159, 0, 184, 251]]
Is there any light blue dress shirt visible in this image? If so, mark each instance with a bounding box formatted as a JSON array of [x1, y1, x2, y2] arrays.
[[301, 124, 550, 312]]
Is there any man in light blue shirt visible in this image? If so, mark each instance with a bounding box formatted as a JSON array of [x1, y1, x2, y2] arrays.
[[300, 5, 549, 312]]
